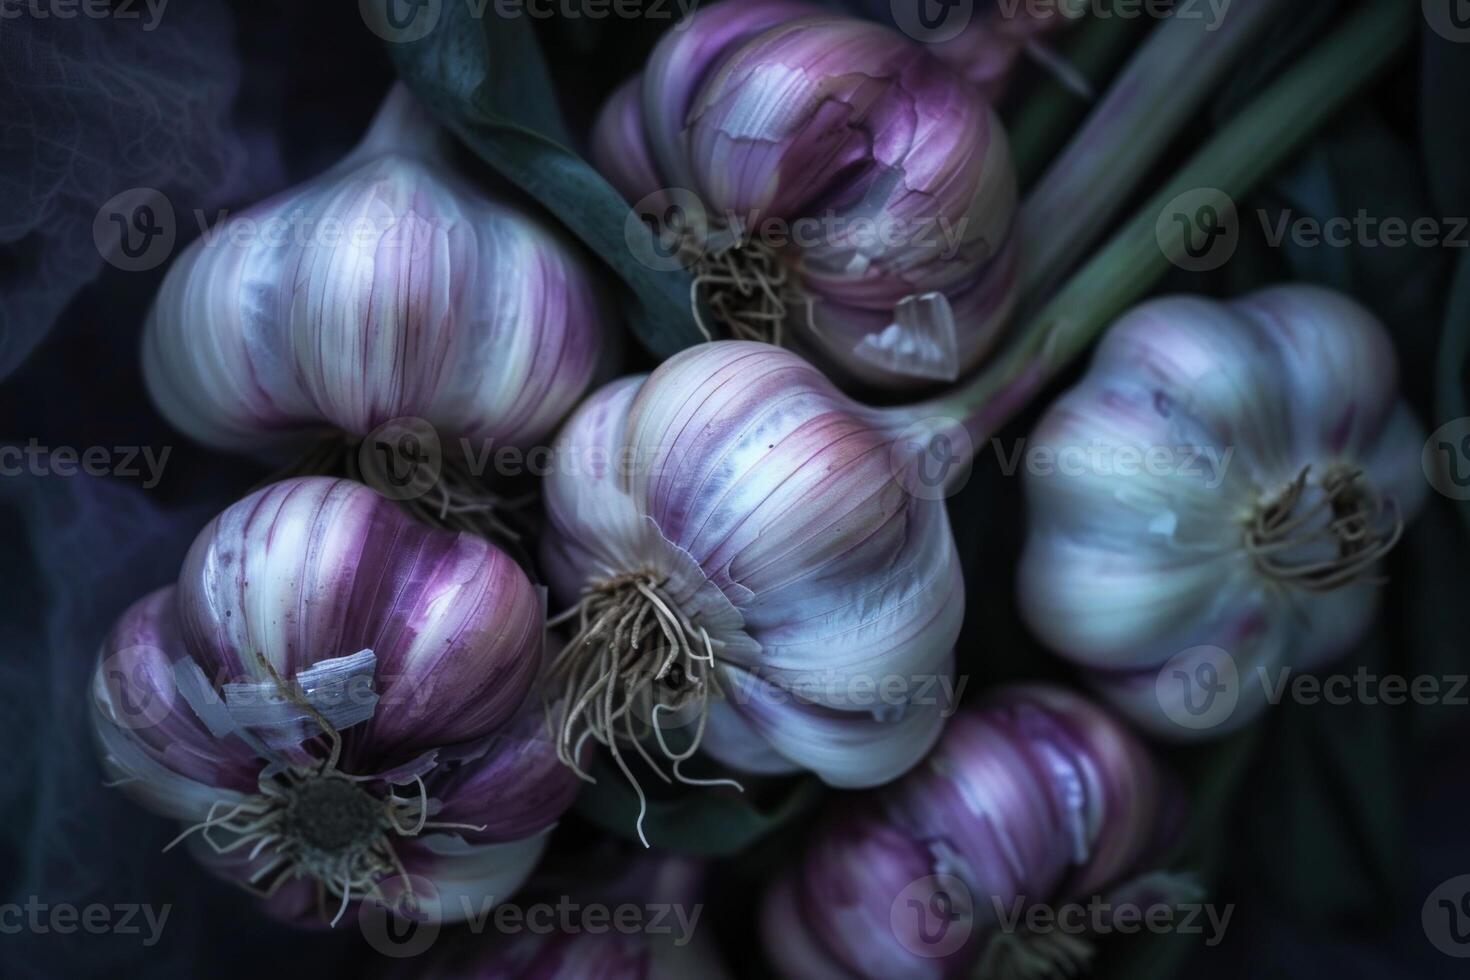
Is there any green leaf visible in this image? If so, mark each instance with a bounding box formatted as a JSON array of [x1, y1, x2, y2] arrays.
[[385, 3, 703, 357], [572, 755, 824, 856]]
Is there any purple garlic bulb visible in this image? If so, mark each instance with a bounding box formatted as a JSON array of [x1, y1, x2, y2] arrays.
[[1019, 286, 1426, 738], [91, 477, 578, 927], [761, 685, 1181, 979], [593, 0, 1018, 389], [143, 84, 607, 459], [539, 341, 965, 829]]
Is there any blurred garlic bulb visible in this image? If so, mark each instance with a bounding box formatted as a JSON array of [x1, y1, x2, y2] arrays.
[[405, 852, 728, 980], [762, 685, 1182, 980], [91, 477, 578, 927], [539, 341, 965, 837], [1020, 286, 1426, 738], [593, 0, 1017, 389], [143, 83, 607, 464]]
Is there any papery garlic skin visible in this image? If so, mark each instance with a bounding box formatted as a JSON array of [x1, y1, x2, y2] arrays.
[[593, 1, 1017, 389], [144, 84, 606, 457], [761, 686, 1179, 980], [1019, 286, 1426, 738], [91, 477, 578, 926], [540, 341, 963, 789]]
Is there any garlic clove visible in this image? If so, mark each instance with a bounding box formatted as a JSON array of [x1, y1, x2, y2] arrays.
[[639, 0, 818, 193], [712, 660, 950, 789], [176, 478, 544, 760], [425, 709, 583, 844]]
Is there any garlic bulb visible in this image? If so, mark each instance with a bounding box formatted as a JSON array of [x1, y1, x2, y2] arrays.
[[593, 0, 1017, 389], [91, 477, 578, 927], [539, 341, 964, 828], [761, 685, 1181, 980], [143, 83, 607, 459], [1019, 286, 1426, 738]]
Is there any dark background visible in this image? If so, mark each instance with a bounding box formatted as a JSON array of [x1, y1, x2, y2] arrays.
[[3, 1, 1470, 977]]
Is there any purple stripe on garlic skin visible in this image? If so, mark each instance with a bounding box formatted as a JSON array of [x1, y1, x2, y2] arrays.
[[540, 341, 961, 791], [594, 1, 1018, 389], [761, 686, 1180, 980], [91, 477, 577, 928], [143, 83, 606, 459], [1019, 286, 1427, 739]]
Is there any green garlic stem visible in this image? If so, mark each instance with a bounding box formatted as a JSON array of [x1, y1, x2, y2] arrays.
[[903, 0, 1415, 455], [1018, 0, 1292, 306], [1008, 3, 1150, 188]]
